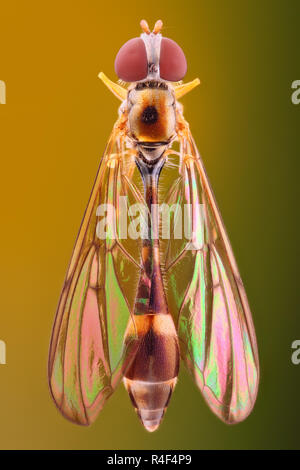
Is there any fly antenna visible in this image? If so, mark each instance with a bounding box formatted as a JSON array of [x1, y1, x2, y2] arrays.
[[140, 19, 163, 34], [140, 19, 151, 34], [153, 20, 163, 34]]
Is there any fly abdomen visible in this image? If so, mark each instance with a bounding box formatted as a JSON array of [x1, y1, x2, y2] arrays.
[[123, 313, 179, 432], [124, 378, 177, 432], [123, 147, 179, 432]]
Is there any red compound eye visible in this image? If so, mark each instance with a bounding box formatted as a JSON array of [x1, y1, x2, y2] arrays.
[[114, 38, 148, 82], [159, 38, 187, 82]]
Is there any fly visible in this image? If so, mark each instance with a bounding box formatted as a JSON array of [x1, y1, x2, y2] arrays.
[[48, 20, 259, 431]]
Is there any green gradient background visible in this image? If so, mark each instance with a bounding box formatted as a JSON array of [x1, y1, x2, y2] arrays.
[[0, 0, 299, 449]]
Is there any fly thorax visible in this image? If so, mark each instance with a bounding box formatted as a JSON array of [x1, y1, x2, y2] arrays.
[[127, 82, 176, 155]]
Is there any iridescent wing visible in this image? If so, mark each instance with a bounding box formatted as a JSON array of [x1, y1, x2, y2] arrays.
[[48, 121, 144, 425], [164, 126, 259, 424]]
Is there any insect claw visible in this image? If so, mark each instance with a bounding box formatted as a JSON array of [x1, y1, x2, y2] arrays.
[[98, 72, 127, 101]]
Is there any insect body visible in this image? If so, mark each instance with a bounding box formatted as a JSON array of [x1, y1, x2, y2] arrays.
[[48, 20, 259, 432]]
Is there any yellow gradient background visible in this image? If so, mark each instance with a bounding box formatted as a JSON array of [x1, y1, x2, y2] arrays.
[[0, 0, 299, 449]]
